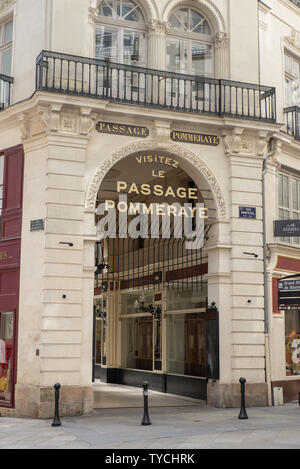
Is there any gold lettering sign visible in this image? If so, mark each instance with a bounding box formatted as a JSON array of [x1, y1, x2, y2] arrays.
[[96, 122, 149, 138], [171, 131, 220, 146]]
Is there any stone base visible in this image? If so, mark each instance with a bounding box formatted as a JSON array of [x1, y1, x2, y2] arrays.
[[13, 385, 94, 419], [207, 381, 268, 408]]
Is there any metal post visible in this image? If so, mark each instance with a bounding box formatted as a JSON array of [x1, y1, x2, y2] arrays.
[[52, 383, 62, 427], [141, 381, 151, 426], [238, 378, 248, 420]]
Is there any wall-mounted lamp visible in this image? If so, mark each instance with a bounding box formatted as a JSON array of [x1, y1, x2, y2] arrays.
[[134, 293, 162, 321]]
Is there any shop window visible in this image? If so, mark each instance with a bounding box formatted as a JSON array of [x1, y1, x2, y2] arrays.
[[122, 316, 153, 371], [0, 311, 14, 404], [285, 310, 300, 376], [284, 52, 300, 107], [167, 313, 206, 378], [278, 171, 300, 245], [95, 0, 147, 67], [120, 290, 162, 372]]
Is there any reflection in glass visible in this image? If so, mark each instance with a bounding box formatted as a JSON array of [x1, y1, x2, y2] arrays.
[[94, 299, 107, 366], [285, 310, 300, 376], [122, 316, 153, 371], [166, 285, 207, 311], [0, 312, 14, 404], [121, 291, 153, 315], [167, 313, 206, 377]]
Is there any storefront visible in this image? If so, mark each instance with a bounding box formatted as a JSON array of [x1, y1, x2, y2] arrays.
[[0, 145, 24, 409]]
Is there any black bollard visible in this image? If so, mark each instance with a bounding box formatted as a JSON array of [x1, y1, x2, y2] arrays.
[[52, 383, 62, 427], [141, 381, 151, 426], [298, 392, 300, 406], [238, 377, 248, 420]]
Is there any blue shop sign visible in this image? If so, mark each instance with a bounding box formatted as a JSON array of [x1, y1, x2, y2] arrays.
[[239, 207, 257, 219]]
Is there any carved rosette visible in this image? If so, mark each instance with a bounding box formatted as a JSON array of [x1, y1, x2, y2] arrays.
[[85, 140, 227, 219]]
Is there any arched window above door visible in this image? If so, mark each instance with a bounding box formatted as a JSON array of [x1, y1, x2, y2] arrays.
[[95, 0, 147, 66], [97, 0, 145, 22], [167, 7, 214, 78], [169, 7, 211, 35]]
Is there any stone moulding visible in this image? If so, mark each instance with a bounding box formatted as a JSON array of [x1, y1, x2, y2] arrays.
[[85, 140, 227, 219], [0, 0, 15, 12]]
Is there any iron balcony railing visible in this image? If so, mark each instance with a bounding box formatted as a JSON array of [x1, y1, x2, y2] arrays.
[[0, 73, 13, 111], [36, 50, 276, 122], [284, 106, 300, 140]]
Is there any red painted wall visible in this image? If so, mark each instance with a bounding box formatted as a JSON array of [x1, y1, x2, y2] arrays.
[[0, 144, 24, 408]]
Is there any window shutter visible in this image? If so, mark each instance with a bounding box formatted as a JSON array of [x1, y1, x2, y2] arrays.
[[2, 145, 24, 240]]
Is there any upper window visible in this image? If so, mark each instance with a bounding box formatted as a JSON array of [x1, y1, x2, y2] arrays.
[[284, 52, 300, 107], [169, 8, 211, 35], [167, 8, 214, 77], [0, 19, 13, 76], [278, 171, 300, 245], [96, 0, 147, 66], [98, 0, 145, 22]]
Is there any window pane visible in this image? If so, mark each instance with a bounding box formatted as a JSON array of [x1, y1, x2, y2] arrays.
[[121, 316, 153, 370], [4, 20, 13, 44], [166, 285, 207, 311], [192, 42, 213, 76], [283, 175, 290, 208], [96, 26, 119, 61], [0, 312, 14, 404], [98, 0, 143, 22], [292, 178, 299, 211], [167, 313, 206, 377], [166, 38, 188, 73], [285, 310, 300, 376], [284, 54, 292, 74], [190, 10, 211, 34], [123, 30, 146, 65], [121, 291, 153, 315], [2, 48, 12, 75]]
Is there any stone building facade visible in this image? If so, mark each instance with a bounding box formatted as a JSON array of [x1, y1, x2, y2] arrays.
[[0, 0, 299, 418]]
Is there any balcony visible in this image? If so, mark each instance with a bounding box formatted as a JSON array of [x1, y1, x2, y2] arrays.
[[284, 106, 300, 140], [35, 51, 276, 123], [0, 73, 13, 110]]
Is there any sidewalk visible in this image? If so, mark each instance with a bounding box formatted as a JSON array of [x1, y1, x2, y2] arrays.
[[1, 402, 300, 449]]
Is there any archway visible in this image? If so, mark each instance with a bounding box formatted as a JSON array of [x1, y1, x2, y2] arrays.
[[85, 143, 227, 400]]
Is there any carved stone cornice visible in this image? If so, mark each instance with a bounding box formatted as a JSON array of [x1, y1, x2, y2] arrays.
[[18, 104, 97, 141], [0, 0, 15, 12], [223, 128, 270, 158], [284, 29, 300, 52]]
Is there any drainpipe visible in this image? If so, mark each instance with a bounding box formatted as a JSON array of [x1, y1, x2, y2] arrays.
[[262, 137, 275, 406]]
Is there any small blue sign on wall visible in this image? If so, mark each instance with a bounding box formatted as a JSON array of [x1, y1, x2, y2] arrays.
[[239, 207, 257, 219]]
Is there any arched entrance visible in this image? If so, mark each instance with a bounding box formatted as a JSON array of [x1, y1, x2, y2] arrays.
[[85, 143, 226, 401]]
